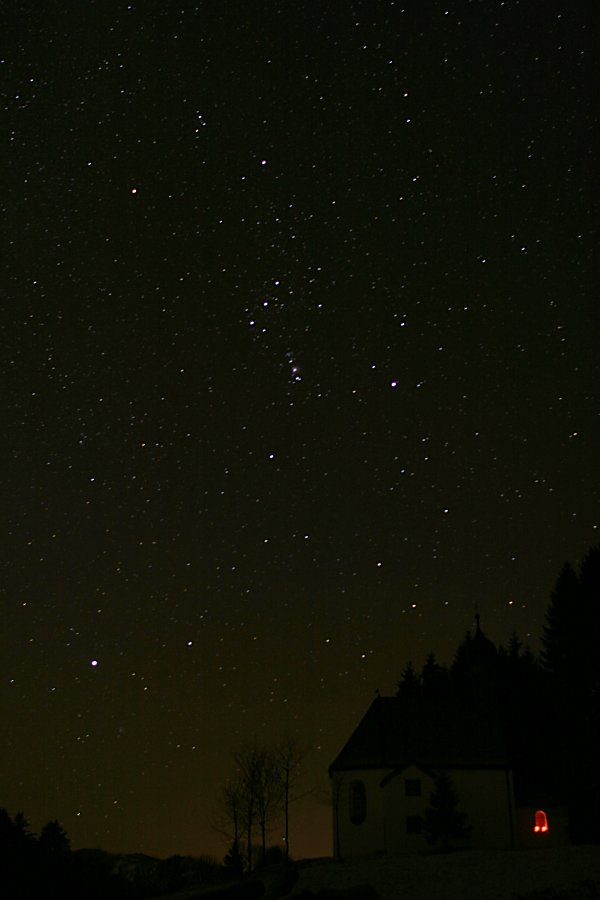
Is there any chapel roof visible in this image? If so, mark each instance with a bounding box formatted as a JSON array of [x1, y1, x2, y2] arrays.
[[329, 692, 509, 775]]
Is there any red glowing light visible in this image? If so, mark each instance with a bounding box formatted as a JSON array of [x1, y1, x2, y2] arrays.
[[533, 810, 549, 834], [131, 187, 138, 194]]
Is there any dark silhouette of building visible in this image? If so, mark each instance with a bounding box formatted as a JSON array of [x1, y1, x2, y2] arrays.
[[329, 619, 569, 857]]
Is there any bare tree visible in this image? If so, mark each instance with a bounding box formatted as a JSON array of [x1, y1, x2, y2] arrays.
[[273, 737, 307, 859], [234, 743, 257, 871], [216, 738, 308, 869], [234, 741, 282, 870], [254, 746, 282, 864], [213, 774, 245, 848]]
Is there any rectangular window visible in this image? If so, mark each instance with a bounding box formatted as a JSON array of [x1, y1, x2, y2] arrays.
[[405, 778, 421, 797], [406, 816, 423, 834]]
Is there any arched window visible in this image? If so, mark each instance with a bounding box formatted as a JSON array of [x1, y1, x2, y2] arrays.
[[533, 810, 549, 833], [349, 780, 367, 825]]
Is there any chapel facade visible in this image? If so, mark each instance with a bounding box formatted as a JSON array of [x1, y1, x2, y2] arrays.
[[329, 622, 570, 857]]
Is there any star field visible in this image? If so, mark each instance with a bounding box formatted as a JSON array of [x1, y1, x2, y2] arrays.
[[1, 0, 598, 860]]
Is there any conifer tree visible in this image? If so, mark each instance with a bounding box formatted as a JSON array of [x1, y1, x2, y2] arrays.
[[421, 652, 449, 696], [38, 820, 70, 858], [579, 546, 600, 699], [541, 561, 582, 693], [396, 660, 420, 697], [540, 547, 600, 842], [422, 772, 470, 851]]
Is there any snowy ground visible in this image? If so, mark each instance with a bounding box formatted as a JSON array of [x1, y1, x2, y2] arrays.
[[283, 845, 600, 900]]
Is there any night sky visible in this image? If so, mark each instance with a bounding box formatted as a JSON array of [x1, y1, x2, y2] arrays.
[[2, 0, 598, 861]]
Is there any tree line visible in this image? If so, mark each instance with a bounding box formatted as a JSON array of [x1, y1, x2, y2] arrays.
[[0, 811, 81, 899], [0, 808, 239, 898], [214, 736, 307, 873]]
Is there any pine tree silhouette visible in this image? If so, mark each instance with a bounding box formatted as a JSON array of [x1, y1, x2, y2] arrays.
[[422, 772, 471, 851]]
